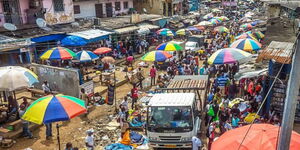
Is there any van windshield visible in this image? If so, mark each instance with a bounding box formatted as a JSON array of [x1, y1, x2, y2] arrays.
[[148, 106, 193, 130]]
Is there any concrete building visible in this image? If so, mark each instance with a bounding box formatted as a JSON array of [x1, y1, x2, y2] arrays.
[[73, 0, 133, 19], [0, 0, 74, 27], [133, 0, 184, 16]]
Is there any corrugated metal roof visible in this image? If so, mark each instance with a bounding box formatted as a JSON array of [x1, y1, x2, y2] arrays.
[[114, 26, 140, 34], [137, 23, 160, 30], [68, 29, 113, 40], [258, 41, 294, 64], [148, 93, 195, 106]]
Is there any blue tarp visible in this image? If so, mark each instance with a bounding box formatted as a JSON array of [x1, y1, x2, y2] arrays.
[[31, 34, 66, 43], [61, 35, 88, 46]]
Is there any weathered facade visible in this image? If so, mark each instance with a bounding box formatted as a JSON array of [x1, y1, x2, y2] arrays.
[[0, 0, 74, 27], [133, 0, 184, 16], [73, 0, 133, 18]]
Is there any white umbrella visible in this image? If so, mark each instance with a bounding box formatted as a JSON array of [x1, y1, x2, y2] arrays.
[[198, 21, 213, 26], [0, 66, 39, 91]]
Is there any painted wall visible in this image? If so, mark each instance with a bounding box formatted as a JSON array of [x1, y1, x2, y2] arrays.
[[0, 2, 4, 26], [19, 0, 30, 24], [74, 0, 133, 18], [43, 0, 74, 25]]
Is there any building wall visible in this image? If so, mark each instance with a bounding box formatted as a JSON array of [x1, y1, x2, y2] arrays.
[[0, 2, 3, 26], [133, 0, 163, 15], [19, 0, 30, 24], [43, 0, 75, 25], [74, 0, 133, 18]]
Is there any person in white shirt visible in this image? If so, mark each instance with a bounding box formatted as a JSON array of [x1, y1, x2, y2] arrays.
[[192, 136, 202, 150], [120, 96, 129, 120], [85, 129, 94, 150], [42, 80, 51, 94]]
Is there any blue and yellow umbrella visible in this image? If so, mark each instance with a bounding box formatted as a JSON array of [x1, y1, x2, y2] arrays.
[[156, 28, 174, 36], [156, 42, 183, 51], [230, 39, 262, 52], [141, 51, 172, 62], [22, 94, 87, 125], [40, 47, 77, 60], [209, 18, 221, 25], [208, 48, 252, 64], [235, 33, 258, 41]]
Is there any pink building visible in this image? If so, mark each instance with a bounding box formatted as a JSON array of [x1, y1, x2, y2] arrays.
[[0, 0, 74, 27], [73, 0, 133, 19]]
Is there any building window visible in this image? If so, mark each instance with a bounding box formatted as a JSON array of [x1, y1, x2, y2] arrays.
[[53, 0, 64, 12], [74, 5, 80, 14], [123, 2, 128, 9], [115, 2, 121, 11]]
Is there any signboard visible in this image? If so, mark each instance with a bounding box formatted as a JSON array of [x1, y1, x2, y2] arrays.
[[80, 81, 94, 97]]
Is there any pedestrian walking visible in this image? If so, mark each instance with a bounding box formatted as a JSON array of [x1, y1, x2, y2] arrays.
[[150, 65, 157, 86], [85, 129, 94, 150], [192, 136, 202, 150], [42, 80, 51, 95], [131, 84, 138, 109]]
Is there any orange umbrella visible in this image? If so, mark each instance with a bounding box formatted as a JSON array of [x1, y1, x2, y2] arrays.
[[101, 56, 115, 64], [94, 47, 112, 55], [212, 124, 300, 150], [194, 25, 205, 30]]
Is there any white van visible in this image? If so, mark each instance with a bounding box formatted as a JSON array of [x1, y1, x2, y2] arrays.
[[146, 93, 201, 149]]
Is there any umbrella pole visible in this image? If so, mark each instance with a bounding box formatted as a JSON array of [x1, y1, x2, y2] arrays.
[[56, 123, 61, 150]]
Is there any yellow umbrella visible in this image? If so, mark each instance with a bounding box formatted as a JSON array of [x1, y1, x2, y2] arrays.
[[176, 29, 191, 36]]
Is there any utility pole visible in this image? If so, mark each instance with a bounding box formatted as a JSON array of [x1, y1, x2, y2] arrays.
[[278, 35, 300, 150]]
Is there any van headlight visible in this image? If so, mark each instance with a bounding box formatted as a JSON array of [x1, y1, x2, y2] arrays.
[[182, 137, 191, 141]]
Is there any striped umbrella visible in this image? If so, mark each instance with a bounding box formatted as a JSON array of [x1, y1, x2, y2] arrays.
[[220, 16, 229, 21], [40, 47, 76, 60], [93, 47, 112, 55], [187, 26, 201, 31], [176, 29, 192, 35], [156, 42, 183, 51], [0, 66, 38, 91], [253, 31, 265, 39], [240, 23, 253, 30], [22, 94, 86, 125], [208, 48, 252, 64], [209, 18, 221, 25], [141, 51, 172, 62], [213, 17, 223, 22], [214, 26, 229, 33], [230, 39, 262, 52], [76, 50, 99, 62], [156, 28, 174, 36], [198, 21, 213, 26], [235, 33, 258, 41], [203, 13, 214, 20]]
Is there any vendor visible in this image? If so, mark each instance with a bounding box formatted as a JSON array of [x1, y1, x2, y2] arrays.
[[8, 96, 19, 120]]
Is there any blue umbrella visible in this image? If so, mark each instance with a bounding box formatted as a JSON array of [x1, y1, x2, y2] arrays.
[[61, 35, 88, 46], [76, 50, 99, 62]]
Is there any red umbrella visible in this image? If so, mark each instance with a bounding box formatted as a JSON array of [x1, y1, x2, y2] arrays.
[[94, 47, 112, 55], [212, 124, 300, 150]]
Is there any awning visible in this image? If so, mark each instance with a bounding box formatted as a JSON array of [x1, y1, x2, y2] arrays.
[[68, 29, 113, 42], [137, 23, 160, 30], [234, 69, 268, 80], [31, 34, 66, 43], [114, 26, 140, 34], [258, 41, 294, 64]]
